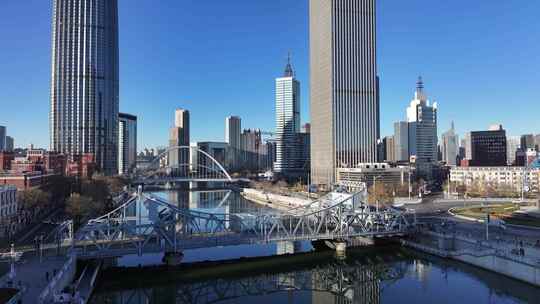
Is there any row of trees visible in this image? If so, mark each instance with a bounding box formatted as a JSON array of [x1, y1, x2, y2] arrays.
[[446, 181, 533, 199], [15, 174, 129, 229]]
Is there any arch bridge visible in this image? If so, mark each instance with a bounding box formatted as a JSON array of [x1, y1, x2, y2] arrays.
[[136, 146, 234, 185]]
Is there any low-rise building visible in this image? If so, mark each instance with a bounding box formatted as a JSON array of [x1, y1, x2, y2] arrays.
[[450, 166, 540, 193], [0, 185, 17, 221], [337, 163, 412, 192]]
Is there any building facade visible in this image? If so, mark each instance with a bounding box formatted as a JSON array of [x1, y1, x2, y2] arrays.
[[450, 166, 540, 193], [169, 109, 190, 169], [5, 137, 13, 152], [441, 122, 458, 166], [225, 116, 241, 169], [464, 125, 507, 167], [310, 0, 379, 188], [0, 185, 17, 235], [406, 78, 438, 180], [384, 136, 396, 162], [50, 0, 119, 175], [118, 113, 137, 175], [521, 134, 535, 151], [506, 136, 521, 166], [393, 121, 409, 162], [337, 163, 411, 192], [274, 56, 302, 176], [0, 126, 5, 151]]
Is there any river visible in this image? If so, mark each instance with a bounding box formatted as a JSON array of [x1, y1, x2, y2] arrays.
[[89, 190, 540, 304]]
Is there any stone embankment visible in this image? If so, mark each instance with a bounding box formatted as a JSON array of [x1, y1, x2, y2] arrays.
[[403, 231, 540, 286]]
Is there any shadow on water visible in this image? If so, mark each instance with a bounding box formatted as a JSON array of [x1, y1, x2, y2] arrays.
[[90, 245, 540, 304]]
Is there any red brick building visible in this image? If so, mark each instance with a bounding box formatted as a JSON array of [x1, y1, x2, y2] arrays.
[[0, 152, 14, 171]]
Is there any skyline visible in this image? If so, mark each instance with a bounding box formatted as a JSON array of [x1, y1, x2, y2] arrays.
[[1, 0, 540, 150]]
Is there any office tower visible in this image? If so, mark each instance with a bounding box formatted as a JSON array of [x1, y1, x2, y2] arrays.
[[118, 113, 137, 175], [274, 55, 301, 176], [465, 125, 507, 166], [0, 126, 5, 151], [50, 0, 119, 175], [5, 137, 14, 152], [384, 136, 396, 162], [169, 109, 190, 168], [521, 134, 535, 151], [310, 0, 379, 187], [441, 122, 459, 166], [407, 77, 438, 179], [225, 116, 241, 169], [506, 136, 521, 166], [394, 121, 409, 162]]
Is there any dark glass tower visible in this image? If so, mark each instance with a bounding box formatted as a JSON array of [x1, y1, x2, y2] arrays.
[[50, 0, 119, 174]]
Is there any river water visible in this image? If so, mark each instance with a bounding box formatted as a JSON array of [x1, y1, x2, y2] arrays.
[[89, 190, 540, 304]]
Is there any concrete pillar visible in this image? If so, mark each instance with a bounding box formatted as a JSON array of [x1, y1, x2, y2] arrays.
[[189, 182, 198, 190], [335, 242, 347, 254]]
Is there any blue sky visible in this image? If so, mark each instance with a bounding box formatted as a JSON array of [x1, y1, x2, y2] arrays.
[[0, 0, 539, 150]]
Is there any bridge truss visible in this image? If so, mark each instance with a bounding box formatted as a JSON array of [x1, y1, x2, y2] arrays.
[[75, 188, 415, 258]]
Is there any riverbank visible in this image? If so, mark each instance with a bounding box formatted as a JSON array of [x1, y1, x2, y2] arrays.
[[241, 188, 312, 210], [402, 230, 540, 287]]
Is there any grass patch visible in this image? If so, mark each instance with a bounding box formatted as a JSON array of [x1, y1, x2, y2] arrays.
[[453, 204, 540, 228]]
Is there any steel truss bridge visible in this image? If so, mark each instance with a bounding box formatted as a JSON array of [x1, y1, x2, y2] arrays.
[[135, 146, 235, 185], [92, 255, 408, 304], [73, 187, 415, 259]]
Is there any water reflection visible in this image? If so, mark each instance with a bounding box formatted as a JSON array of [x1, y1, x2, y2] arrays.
[[91, 248, 540, 304]]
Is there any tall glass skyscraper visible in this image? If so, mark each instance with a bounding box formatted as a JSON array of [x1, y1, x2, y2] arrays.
[[118, 113, 137, 175], [50, 0, 119, 175], [310, 0, 379, 188], [274, 56, 301, 176]]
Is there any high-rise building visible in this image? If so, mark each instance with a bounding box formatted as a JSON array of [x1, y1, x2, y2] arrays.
[[5, 137, 14, 153], [441, 122, 459, 166], [506, 136, 521, 166], [310, 0, 379, 187], [394, 122, 409, 162], [118, 113, 137, 175], [169, 109, 190, 168], [521, 134, 535, 151], [0, 126, 5, 151], [464, 125, 507, 167], [384, 136, 396, 162], [50, 0, 119, 175], [274, 55, 301, 176], [406, 77, 438, 179], [535, 134, 540, 151], [225, 116, 241, 169]]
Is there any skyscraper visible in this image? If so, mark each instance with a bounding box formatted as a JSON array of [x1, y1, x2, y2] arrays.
[[310, 0, 379, 188], [225, 116, 241, 169], [118, 113, 137, 175], [441, 122, 459, 166], [5, 137, 14, 152], [169, 109, 190, 168], [274, 55, 301, 176], [407, 77, 438, 179], [464, 125, 507, 166], [50, 0, 119, 175], [394, 121, 409, 162], [0, 126, 5, 151], [506, 136, 521, 166]]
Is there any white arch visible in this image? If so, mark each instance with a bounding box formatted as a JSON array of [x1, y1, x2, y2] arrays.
[[147, 146, 233, 182]]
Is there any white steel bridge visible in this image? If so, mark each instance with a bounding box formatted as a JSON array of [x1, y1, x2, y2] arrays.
[[73, 186, 415, 259]]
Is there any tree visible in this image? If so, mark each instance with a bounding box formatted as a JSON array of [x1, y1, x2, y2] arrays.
[[17, 188, 51, 210], [65, 194, 95, 225], [367, 183, 393, 206]]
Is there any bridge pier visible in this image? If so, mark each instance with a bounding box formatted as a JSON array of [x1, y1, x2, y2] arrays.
[[335, 241, 347, 259], [276, 241, 302, 255]]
